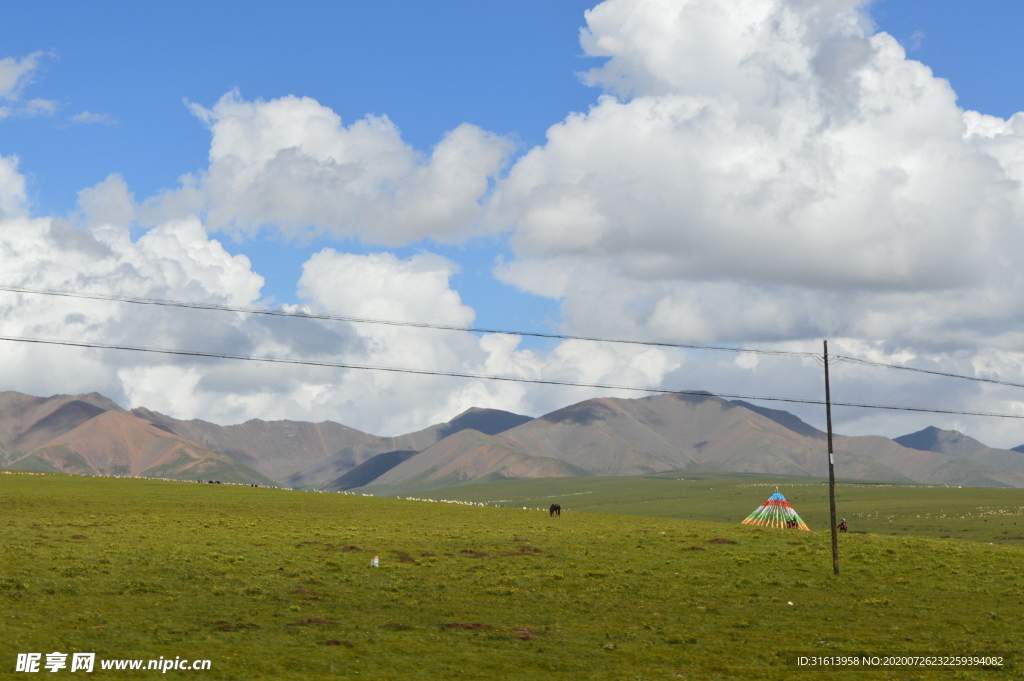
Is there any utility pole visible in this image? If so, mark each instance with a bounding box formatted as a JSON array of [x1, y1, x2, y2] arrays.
[[824, 340, 839, 575]]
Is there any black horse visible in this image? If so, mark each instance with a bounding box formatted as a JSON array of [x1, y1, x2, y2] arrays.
[[549, 503, 561, 517]]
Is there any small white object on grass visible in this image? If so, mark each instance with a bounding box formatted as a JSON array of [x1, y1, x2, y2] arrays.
[[371, 556, 379, 567], [787, 601, 794, 605]]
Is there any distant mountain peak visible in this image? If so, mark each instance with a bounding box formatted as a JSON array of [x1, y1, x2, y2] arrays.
[[894, 426, 988, 457], [439, 407, 533, 437]]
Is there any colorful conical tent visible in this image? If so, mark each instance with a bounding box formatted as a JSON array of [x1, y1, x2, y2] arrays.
[[741, 492, 810, 530]]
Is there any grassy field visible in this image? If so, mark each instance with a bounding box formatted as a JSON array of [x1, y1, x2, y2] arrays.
[[416, 471, 1024, 545], [2, 471, 1022, 680]]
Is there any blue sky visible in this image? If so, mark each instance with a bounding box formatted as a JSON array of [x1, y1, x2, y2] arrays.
[[3, 0, 1024, 443]]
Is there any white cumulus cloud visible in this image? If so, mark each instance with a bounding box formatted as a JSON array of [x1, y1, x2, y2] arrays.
[[482, 0, 1024, 441], [494, 0, 1024, 292], [0, 154, 28, 218], [293, 249, 676, 434], [144, 91, 513, 245]]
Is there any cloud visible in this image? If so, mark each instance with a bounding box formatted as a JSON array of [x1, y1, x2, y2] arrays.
[[143, 91, 513, 245], [0, 212, 266, 411], [291, 249, 676, 435], [483, 0, 1024, 429], [0, 52, 56, 118], [0, 154, 28, 218], [0, 52, 44, 101], [25, 98, 57, 116], [906, 30, 925, 52], [70, 111, 117, 125], [0, 157, 674, 435], [76, 174, 135, 229], [494, 0, 1024, 290]]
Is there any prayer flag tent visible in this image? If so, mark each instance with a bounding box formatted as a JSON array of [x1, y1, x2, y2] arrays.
[[741, 491, 810, 530]]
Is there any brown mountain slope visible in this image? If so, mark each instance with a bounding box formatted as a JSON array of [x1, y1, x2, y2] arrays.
[[361, 393, 824, 490], [359, 393, 1024, 491], [493, 393, 830, 477], [5, 389, 1024, 491], [968, 448, 1024, 476], [286, 407, 534, 489], [7, 409, 273, 483], [617, 394, 823, 473], [356, 428, 589, 493], [130, 408, 375, 483], [499, 398, 686, 475], [0, 391, 122, 456]]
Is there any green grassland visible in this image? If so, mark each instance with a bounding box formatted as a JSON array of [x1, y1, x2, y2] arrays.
[[2, 472, 1022, 680], [416, 472, 1024, 545]]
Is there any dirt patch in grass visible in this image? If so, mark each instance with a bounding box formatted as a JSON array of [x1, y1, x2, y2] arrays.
[[502, 546, 543, 557], [709, 538, 736, 544], [443, 622, 488, 630], [288, 617, 336, 626]]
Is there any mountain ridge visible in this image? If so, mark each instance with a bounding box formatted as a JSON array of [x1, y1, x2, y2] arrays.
[[356, 393, 1024, 492], [4, 389, 1024, 492]]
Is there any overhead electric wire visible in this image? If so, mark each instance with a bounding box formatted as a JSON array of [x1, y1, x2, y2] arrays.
[[834, 354, 1024, 391], [2, 333, 1023, 420], [4, 287, 1023, 416], [0, 284, 816, 359]]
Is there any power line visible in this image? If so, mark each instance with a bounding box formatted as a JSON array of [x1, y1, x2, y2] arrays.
[[2, 333, 1023, 420], [4, 288, 1023, 415], [834, 354, 1024, 391], [9, 287, 1024, 393], [0, 284, 817, 359]]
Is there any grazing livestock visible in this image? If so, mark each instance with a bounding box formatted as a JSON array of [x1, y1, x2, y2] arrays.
[[838, 519, 848, 533], [549, 503, 561, 517]]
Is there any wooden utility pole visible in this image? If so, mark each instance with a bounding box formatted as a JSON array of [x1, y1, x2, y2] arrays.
[[823, 340, 839, 575]]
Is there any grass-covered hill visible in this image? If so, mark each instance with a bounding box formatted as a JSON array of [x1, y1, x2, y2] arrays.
[[1, 472, 1020, 679]]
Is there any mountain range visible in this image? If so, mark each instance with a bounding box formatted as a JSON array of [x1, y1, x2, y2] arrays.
[[2, 389, 1024, 492]]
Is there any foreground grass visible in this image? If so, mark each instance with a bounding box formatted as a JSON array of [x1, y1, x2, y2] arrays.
[[2, 473, 1022, 680], [416, 472, 1024, 545]]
